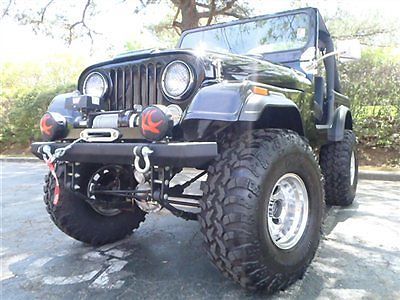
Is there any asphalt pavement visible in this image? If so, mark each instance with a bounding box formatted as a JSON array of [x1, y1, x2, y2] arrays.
[[1, 162, 399, 300]]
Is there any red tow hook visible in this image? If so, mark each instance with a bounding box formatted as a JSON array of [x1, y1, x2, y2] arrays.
[[40, 138, 83, 206], [41, 145, 60, 206], [46, 161, 60, 205], [46, 159, 60, 206]]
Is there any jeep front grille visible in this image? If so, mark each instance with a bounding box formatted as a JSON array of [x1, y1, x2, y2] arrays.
[[104, 62, 166, 110]]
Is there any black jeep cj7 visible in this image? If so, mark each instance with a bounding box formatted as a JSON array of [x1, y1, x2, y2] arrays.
[[32, 8, 359, 293]]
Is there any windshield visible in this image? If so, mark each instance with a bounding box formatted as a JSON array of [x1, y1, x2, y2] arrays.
[[180, 13, 311, 55]]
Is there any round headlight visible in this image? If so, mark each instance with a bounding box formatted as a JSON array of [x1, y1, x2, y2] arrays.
[[83, 72, 108, 98], [162, 61, 194, 100]]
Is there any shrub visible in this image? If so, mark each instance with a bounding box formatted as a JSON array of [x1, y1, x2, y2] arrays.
[[0, 55, 84, 151], [0, 84, 75, 150], [339, 48, 400, 149]]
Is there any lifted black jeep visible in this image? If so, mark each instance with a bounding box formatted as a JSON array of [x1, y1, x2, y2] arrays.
[[32, 7, 359, 293]]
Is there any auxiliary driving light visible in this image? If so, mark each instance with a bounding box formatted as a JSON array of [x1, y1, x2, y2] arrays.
[[39, 112, 68, 141], [139, 106, 173, 141]]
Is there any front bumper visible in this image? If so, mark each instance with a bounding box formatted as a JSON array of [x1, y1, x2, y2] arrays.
[[31, 141, 218, 167]]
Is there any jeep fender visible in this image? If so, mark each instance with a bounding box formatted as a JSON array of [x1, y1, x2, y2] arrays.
[[327, 105, 353, 142], [181, 81, 304, 140]]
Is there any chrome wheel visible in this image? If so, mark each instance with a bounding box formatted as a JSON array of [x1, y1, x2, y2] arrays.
[[350, 150, 356, 186], [267, 173, 309, 250]]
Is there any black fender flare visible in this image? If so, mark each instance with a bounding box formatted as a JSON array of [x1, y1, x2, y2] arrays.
[[327, 105, 353, 142], [181, 81, 304, 140]]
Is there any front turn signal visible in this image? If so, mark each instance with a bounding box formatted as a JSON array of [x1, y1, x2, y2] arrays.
[[252, 86, 270, 96]]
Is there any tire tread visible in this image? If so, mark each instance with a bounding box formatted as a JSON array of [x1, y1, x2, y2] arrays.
[[199, 129, 324, 292], [320, 130, 357, 206], [43, 165, 146, 246]]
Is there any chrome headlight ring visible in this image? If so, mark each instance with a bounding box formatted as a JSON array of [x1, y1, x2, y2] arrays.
[[83, 71, 109, 98], [161, 60, 195, 101]]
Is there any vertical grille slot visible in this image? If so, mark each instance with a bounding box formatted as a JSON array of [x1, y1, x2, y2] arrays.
[[122, 67, 126, 109], [113, 69, 118, 110], [140, 64, 148, 107], [133, 65, 140, 106], [126, 67, 133, 109], [156, 63, 163, 105], [148, 63, 156, 105]]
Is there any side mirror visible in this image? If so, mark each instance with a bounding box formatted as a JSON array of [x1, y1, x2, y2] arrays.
[[336, 39, 361, 62]]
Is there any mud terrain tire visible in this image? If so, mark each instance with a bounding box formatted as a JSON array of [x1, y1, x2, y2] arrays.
[[319, 130, 358, 206], [199, 129, 324, 292], [44, 164, 146, 246]]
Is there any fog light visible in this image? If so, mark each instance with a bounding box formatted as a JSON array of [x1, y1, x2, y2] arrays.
[[40, 112, 68, 141], [139, 106, 172, 141]]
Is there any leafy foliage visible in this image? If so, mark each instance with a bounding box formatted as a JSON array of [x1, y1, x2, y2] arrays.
[[0, 55, 85, 150], [339, 48, 400, 149], [0, 85, 75, 148]]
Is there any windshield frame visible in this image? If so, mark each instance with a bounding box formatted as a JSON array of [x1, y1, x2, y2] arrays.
[[178, 8, 317, 59]]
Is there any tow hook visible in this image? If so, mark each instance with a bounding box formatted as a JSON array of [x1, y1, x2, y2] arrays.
[[133, 146, 153, 173]]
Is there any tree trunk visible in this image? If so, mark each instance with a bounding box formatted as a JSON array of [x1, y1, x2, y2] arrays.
[[174, 0, 200, 31]]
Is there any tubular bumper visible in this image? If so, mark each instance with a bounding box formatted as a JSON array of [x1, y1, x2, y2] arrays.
[[31, 141, 218, 167]]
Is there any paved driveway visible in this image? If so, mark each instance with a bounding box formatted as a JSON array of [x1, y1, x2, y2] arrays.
[[1, 162, 399, 299]]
